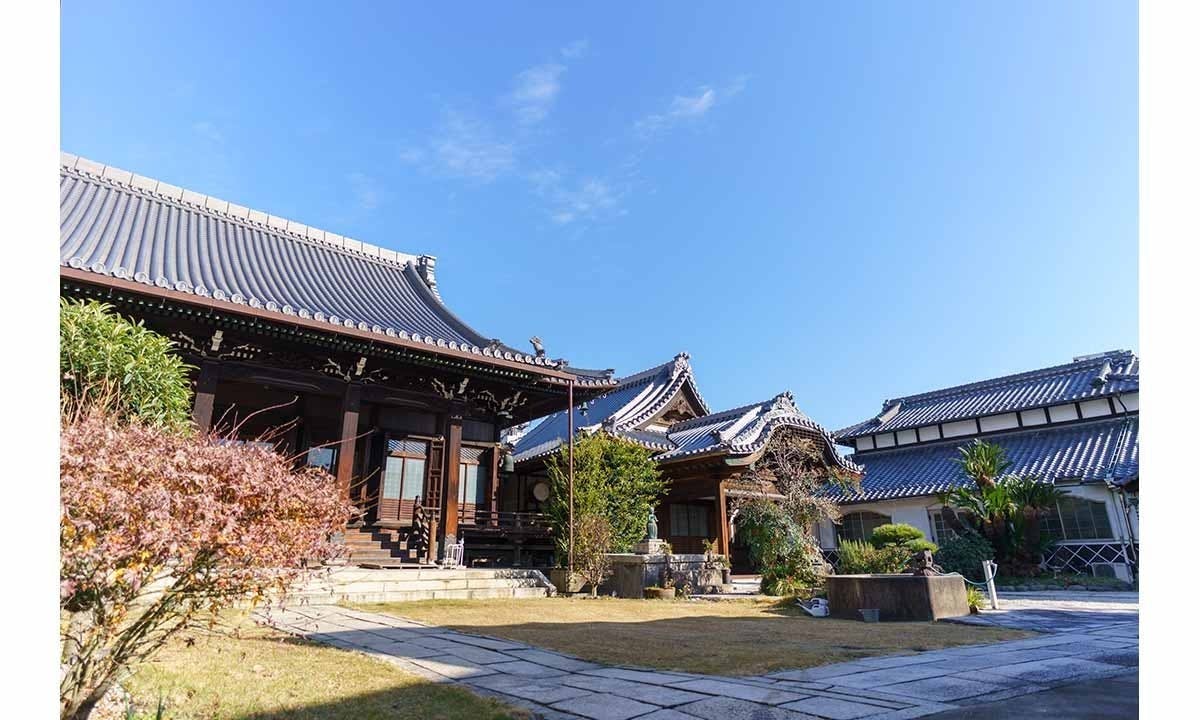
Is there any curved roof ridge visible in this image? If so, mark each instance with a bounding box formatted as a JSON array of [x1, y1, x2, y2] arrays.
[[887, 350, 1136, 407], [667, 397, 767, 432], [59, 152, 613, 378], [615, 352, 711, 430]]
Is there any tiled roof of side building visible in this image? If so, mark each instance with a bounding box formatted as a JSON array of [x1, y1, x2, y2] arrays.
[[835, 350, 1139, 442], [59, 153, 613, 384], [656, 392, 862, 473], [837, 416, 1139, 503], [511, 352, 705, 463]]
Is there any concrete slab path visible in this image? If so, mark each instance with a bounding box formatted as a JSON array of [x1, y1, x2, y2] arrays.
[[258, 595, 1137, 720]]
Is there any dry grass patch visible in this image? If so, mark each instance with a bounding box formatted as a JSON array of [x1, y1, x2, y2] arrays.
[[356, 597, 1029, 676], [121, 614, 525, 719]]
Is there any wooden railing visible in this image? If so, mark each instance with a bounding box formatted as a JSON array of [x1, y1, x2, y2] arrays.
[[460, 509, 553, 534]]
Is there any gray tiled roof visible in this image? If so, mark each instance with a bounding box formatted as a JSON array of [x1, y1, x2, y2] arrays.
[[512, 353, 705, 463], [656, 392, 861, 472], [512, 354, 858, 473], [838, 416, 1139, 503], [835, 350, 1139, 442], [59, 152, 612, 383]]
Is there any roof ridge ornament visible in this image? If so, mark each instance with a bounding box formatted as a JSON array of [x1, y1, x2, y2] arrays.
[[672, 351, 691, 377]]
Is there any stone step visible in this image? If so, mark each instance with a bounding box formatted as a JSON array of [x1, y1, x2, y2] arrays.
[[290, 585, 550, 604], [284, 567, 555, 604]]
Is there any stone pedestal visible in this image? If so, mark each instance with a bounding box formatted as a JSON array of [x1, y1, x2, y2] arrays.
[[825, 574, 969, 621], [632, 539, 669, 555], [601, 553, 727, 598]]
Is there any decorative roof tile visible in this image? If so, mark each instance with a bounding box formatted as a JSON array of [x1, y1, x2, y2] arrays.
[[835, 351, 1139, 442], [837, 416, 1139, 503], [512, 352, 705, 463], [58, 152, 612, 384], [656, 391, 861, 473]]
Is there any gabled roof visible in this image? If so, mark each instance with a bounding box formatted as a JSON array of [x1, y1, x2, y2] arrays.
[[656, 392, 862, 473], [59, 152, 613, 385], [838, 416, 1139, 503], [511, 353, 707, 463], [835, 350, 1139, 443]]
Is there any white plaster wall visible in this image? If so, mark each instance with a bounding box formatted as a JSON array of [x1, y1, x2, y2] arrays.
[[821, 497, 939, 549], [1048, 403, 1079, 423], [1019, 409, 1048, 426], [942, 420, 976, 438], [875, 433, 895, 448], [979, 413, 1019, 433], [1079, 399, 1113, 419], [918, 425, 941, 442], [855, 437, 875, 452], [896, 429, 918, 445], [1118, 392, 1139, 412]]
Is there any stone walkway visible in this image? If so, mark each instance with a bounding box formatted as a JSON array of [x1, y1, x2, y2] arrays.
[[260, 600, 1138, 720], [946, 592, 1139, 633]]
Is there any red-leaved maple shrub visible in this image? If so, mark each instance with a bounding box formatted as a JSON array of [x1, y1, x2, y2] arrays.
[[60, 410, 352, 720]]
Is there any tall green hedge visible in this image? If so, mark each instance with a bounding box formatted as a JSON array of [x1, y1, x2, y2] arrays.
[[545, 432, 665, 557], [60, 299, 194, 433]]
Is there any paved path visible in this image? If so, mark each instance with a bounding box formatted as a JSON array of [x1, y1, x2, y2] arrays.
[[947, 592, 1138, 633], [259, 598, 1137, 720]]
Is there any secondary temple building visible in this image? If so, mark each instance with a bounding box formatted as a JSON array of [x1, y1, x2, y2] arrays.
[[59, 152, 619, 566], [508, 353, 861, 572], [829, 350, 1140, 578]]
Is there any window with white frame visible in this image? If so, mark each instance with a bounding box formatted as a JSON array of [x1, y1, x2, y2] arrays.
[[928, 509, 969, 543], [836, 511, 892, 542], [1040, 496, 1114, 541]]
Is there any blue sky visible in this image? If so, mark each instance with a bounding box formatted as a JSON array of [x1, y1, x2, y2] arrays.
[[61, 2, 1137, 431]]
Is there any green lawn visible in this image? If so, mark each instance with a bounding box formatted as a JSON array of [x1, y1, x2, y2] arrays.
[[122, 616, 525, 720], [353, 597, 1030, 676]]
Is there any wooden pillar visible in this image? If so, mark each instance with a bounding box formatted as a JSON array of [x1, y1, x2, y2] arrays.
[[335, 383, 362, 505], [437, 410, 464, 558], [717, 481, 731, 559], [488, 446, 501, 526], [192, 359, 220, 433]]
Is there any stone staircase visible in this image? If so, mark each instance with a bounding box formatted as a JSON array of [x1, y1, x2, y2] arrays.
[[288, 566, 555, 604]]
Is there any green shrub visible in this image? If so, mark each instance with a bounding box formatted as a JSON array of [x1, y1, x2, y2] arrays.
[[545, 432, 665, 557], [836, 539, 910, 574], [933, 531, 995, 582], [905, 539, 939, 554], [60, 299, 193, 433], [868, 523, 925, 549], [736, 499, 822, 595], [965, 585, 985, 612]]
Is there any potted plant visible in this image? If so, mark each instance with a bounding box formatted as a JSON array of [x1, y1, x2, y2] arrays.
[[643, 585, 673, 600]]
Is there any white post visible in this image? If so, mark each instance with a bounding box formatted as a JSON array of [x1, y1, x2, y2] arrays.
[[983, 560, 999, 610]]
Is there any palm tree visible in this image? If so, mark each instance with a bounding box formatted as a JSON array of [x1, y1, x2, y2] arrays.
[[955, 439, 1011, 490]]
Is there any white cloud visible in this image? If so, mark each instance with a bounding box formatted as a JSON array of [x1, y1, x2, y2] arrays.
[[560, 39, 589, 59], [635, 78, 747, 137], [346, 172, 381, 210], [430, 112, 516, 182], [508, 64, 566, 125], [529, 169, 620, 225], [192, 121, 224, 144]]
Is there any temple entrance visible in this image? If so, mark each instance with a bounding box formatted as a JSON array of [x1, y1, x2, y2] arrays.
[[729, 511, 760, 575]]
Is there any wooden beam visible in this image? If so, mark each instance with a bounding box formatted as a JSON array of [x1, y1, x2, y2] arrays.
[[335, 383, 362, 504], [488, 446, 501, 526], [717, 481, 731, 559], [192, 359, 220, 433], [438, 411, 464, 557]]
